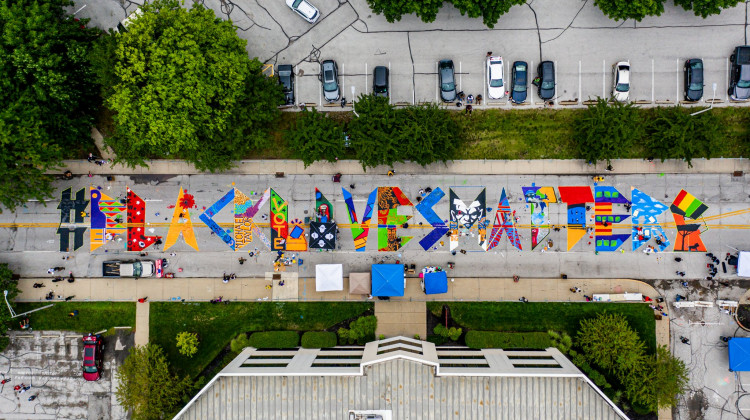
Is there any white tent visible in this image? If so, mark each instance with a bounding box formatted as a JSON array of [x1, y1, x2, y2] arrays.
[[738, 252, 750, 277], [315, 264, 343, 291]]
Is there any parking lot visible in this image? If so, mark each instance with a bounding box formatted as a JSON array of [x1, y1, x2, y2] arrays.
[[0, 330, 130, 419], [71, 0, 750, 108]]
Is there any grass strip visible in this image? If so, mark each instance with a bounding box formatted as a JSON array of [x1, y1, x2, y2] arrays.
[[428, 301, 656, 353], [11, 302, 136, 333], [149, 301, 372, 379]]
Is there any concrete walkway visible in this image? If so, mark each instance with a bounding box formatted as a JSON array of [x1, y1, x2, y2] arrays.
[[135, 301, 149, 346], [55, 157, 750, 176]]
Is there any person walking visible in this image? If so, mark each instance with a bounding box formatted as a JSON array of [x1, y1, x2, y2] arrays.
[[680, 336, 690, 345]]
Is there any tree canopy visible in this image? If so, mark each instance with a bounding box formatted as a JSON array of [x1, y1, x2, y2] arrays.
[[115, 344, 192, 420], [105, 0, 283, 171], [673, 0, 742, 18], [573, 98, 644, 165], [365, 0, 523, 27], [646, 106, 724, 167], [0, 0, 98, 212], [284, 109, 345, 167], [593, 0, 665, 21]]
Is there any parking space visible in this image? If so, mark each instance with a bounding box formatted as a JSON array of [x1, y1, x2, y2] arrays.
[[0, 330, 131, 419]]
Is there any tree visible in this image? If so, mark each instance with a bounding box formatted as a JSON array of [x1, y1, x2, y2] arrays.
[[451, 0, 525, 28], [646, 106, 724, 167], [365, 0, 444, 23], [175, 332, 199, 358], [576, 312, 647, 376], [349, 94, 401, 169], [573, 98, 644, 165], [105, 0, 283, 171], [115, 344, 191, 420], [397, 104, 461, 166], [593, 0, 665, 21], [284, 109, 344, 167], [625, 345, 689, 411], [673, 0, 741, 17], [0, 0, 99, 212]]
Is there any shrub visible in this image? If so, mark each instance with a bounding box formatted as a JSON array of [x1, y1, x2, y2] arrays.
[[301, 331, 337, 348], [548, 330, 573, 353], [433, 324, 462, 341], [464, 331, 552, 349], [426, 334, 448, 346], [337, 315, 378, 345], [175, 332, 199, 358], [230, 333, 251, 353], [247, 331, 299, 348]]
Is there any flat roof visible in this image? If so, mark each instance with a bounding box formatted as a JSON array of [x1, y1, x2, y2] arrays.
[[175, 337, 628, 419]]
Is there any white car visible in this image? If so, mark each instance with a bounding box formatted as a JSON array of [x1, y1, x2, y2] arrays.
[[611, 61, 630, 102], [286, 0, 320, 23], [487, 56, 505, 99]]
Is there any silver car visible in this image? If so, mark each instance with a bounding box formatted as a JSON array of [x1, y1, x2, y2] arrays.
[[320, 60, 340, 102]]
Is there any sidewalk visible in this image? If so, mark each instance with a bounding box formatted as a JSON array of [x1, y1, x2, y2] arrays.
[[15, 276, 669, 348], [56, 157, 750, 176]]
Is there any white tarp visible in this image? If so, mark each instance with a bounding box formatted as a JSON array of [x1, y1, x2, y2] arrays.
[[315, 264, 343, 291], [592, 292, 642, 302], [738, 252, 750, 277]]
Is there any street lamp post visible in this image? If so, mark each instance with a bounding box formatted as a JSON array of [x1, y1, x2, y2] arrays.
[[4, 290, 54, 319], [690, 83, 717, 116]]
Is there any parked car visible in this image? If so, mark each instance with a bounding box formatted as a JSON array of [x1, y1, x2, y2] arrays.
[[82, 334, 103, 381], [320, 60, 340, 102], [729, 46, 750, 100], [510, 61, 528, 104], [438, 60, 457, 102], [537, 61, 555, 100], [372, 66, 389, 98], [683, 59, 703, 102], [278, 64, 295, 105], [611, 61, 630, 102], [102, 260, 155, 278], [486, 55, 504, 99], [285, 0, 319, 23]]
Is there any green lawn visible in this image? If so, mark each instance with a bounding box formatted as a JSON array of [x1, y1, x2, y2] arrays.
[[11, 302, 136, 333], [150, 301, 372, 379], [428, 302, 656, 353]]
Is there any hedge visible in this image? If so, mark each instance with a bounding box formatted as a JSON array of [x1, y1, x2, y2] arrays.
[[247, 331, 299, 348], [465, 331, 552, 349], [301, 331, 337, 348]]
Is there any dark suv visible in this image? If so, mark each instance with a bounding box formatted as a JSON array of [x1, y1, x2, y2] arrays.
[[278, 64, 295, 105], [372, 66, 389, 98], [729, 46, 750, 100], [683, 59, 703, 102], [537, 61, 555, 100]]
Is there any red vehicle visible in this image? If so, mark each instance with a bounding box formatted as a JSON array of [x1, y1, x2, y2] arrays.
[[82, 334, 103, 381]]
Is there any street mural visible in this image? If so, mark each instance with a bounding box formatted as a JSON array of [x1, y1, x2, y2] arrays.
[[72, 185, 716, 254]]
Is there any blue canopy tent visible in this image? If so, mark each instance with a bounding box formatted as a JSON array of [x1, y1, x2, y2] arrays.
[[423, 271, 448, 295], [729, 337, 750, 371], [371, 264, 405, 297]]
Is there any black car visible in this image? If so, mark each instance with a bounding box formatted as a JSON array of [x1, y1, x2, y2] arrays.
[[278, 64, 295, 105], [683, 59, 703, 102], [510, 61, 528, 104], [438, 60, 457, 102], [373, 66, 389, 98], [729, 46, 750, 100], [537, 61, 555, 100]]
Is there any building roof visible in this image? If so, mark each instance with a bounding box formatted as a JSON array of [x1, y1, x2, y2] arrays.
[[175, 337, 628, 420]]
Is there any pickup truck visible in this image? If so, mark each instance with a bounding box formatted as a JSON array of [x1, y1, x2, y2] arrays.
[[729, 46, 750, 100], [103, 260, 155, 278]]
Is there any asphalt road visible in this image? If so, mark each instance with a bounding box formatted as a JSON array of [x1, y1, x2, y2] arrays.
[[69, 0, 750, 107]]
